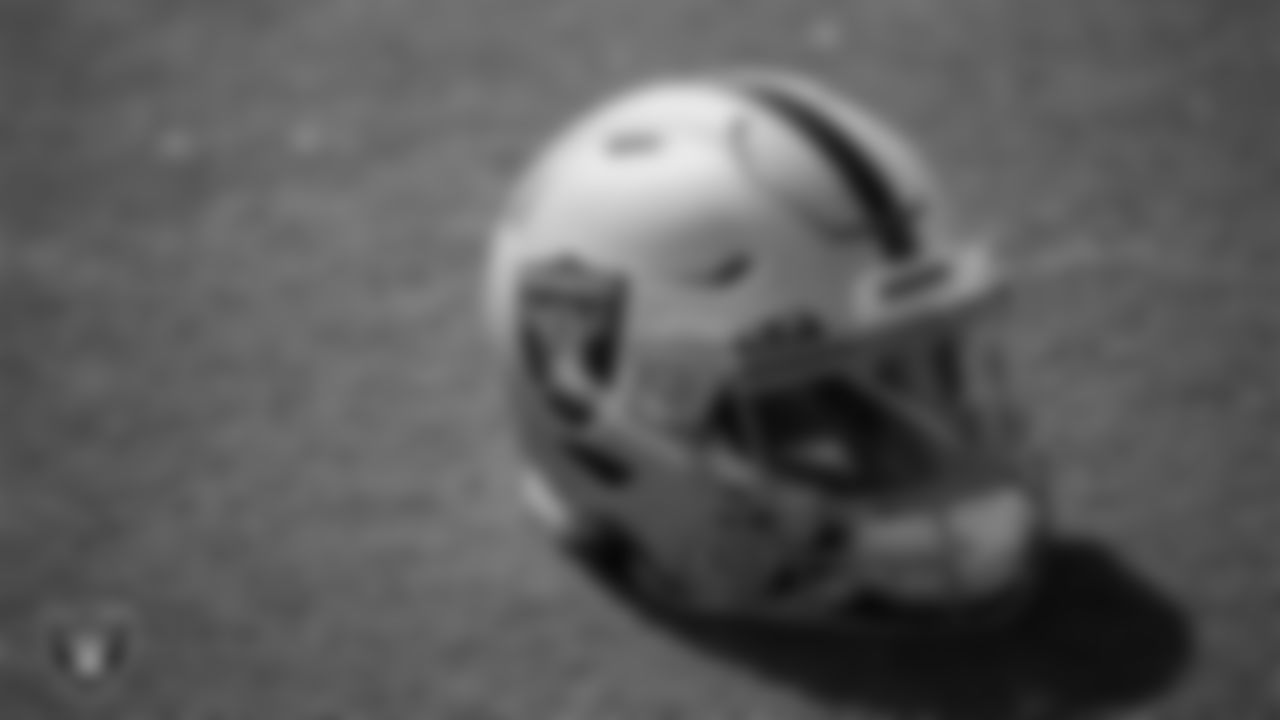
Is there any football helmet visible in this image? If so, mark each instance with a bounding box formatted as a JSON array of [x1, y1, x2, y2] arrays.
[[483, 69, 1047, 627]]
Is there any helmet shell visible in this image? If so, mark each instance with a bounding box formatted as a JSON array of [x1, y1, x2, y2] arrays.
[[483, 69, 1045, 623]]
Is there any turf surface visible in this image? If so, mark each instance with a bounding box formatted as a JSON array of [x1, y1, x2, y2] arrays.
[[1, 0, 1279, 717]]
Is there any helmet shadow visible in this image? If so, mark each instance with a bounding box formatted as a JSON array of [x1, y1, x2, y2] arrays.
[[593, 536, 1194, 719]]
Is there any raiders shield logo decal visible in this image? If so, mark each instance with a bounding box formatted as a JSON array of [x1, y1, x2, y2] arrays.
[[517, 256, 630, 425]]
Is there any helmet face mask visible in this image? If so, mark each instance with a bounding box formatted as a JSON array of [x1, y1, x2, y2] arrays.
[[686, 266, 1005, 499], [723, 337, 958, 500], [485, 69, 1047, 627]]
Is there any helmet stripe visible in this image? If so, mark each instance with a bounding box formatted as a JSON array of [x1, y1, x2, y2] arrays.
[[740, 84, 915, 260]]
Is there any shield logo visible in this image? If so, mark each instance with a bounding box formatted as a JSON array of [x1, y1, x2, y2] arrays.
[[517, 256, 629, 425]]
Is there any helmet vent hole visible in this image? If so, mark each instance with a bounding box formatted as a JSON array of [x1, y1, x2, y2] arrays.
[[606, 129, 665, 157]]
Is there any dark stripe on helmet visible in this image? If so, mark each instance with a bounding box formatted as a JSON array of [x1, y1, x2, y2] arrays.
[[741, 84, 914, 259]]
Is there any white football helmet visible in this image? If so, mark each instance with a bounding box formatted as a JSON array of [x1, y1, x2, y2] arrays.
[[483, 69, 1047, 626]]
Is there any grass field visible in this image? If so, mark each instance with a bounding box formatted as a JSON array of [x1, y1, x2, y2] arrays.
[[1, 0, 1279, 718]]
